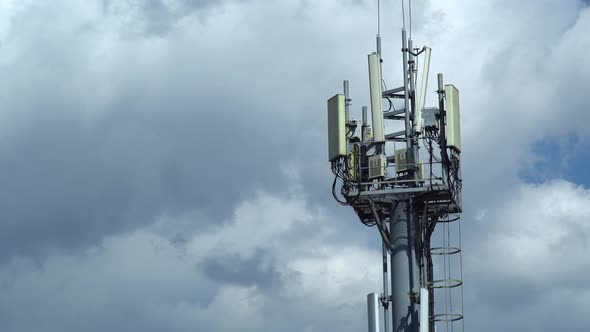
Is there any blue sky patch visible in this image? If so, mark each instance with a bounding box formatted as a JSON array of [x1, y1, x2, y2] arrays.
[[521, 136, 590, 186]]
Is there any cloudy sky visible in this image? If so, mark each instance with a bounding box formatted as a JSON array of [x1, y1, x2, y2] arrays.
[[0, 0, 589, 331]]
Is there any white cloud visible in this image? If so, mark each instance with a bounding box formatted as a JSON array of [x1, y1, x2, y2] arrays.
[[462, 179, 590, 331], [472, 180, 590, 285]]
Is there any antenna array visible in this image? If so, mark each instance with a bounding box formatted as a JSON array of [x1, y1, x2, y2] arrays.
[[326, 2, 465, 332]]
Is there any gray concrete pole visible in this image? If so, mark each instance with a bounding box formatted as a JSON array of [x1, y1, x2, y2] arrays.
[[390, 201, 419, 332]]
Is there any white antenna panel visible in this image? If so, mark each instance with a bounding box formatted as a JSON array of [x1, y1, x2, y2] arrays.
[[368, 52, 385, 142], [327, 94, 347, 161], [445, 84, 461, 152]]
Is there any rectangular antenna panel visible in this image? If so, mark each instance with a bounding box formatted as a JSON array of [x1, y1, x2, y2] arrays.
[[327, 94, 346, 161], [368, 53, 385, 142], [445, 84, 461, 152], [368, 155, 386, 179]]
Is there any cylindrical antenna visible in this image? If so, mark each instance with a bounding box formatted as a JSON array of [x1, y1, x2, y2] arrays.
[[409, 0, 413, 38], [367, 293, 381, 332], [408, 39, 416, 113], [344, 80, 350, 123], [376, 0, 382, 55], [377, 0, 381, 35], [401, 0, 406, 29]]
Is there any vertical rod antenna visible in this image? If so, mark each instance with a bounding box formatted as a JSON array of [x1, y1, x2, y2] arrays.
[[401, 0, 406, 29], [409, 0, 413, 38], [378, 0, 381, 36], [344, 80, 350, 124], [408, 38, 419, 183], [362, 106, 368, 142], [408, 39, 416, 126], [401, 29, 411, 150], [376, 0, 382, 55], [437, 73, 449, 185]]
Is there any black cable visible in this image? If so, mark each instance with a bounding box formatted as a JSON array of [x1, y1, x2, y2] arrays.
[[361, 218, 377, 227], [331, 157, 350, 206], [385, 97, 394, 112], [332, 173, 349, 206]]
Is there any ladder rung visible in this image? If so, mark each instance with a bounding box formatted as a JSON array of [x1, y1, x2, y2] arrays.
[[382, 87, 404, 96], [383, 108, 406, 119], [385, 130, 406, 140]]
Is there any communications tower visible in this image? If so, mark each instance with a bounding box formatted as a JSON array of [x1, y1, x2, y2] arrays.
[[326, 2, 464, 332]]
